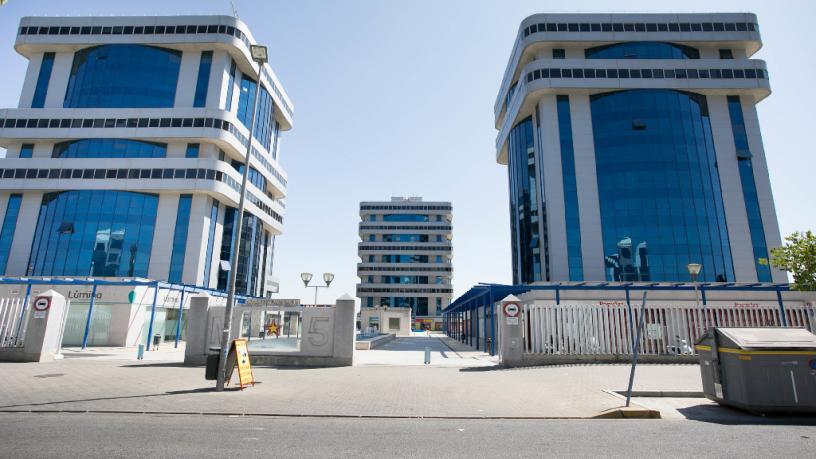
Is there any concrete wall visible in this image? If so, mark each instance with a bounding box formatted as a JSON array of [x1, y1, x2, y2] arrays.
[[360, 307, 411, 336]]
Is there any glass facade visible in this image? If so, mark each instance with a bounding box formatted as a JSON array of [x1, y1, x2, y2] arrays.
[[556, 95, 583, 280], [0, 194, 22, 274], [382, 276, 429, 284], [28, 190, 158, 277], [382, 255, 429, 263], [193, 51, 212, 108], [225, 60, 236, 112], [727, 95, 772, 282], [507, 116, 541, 284], [185, 143, 200, 158], [167, 194, 192, 283], [382, 234, 429, 242], [591, 89, 733, 282], [383, 214, 429, 222], [237, 74, 275, 151], [585, 42, 700, 59], [52, 139, 166, 158], [231, 161, 266, 193], [218, 208, 265, 295], [379, 297, 428, 316], [64, 45, 181, 108], [31, 52, 55, 108], [202, 199, 219, 288]]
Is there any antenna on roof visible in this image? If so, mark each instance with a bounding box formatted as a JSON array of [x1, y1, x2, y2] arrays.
[[230, 1, 239, 19]]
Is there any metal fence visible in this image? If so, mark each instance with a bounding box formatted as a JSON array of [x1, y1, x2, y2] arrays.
[[0, 297, 29, 348], [522, 302, 816, 357]]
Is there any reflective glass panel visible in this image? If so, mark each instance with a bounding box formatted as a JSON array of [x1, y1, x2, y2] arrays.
[[32, 52, 55, 108], [382, 214, 429, 222], [193, 51, 212, 107], [52, 139, 166, 158], [168, 194, 192, 283], [507, 117, 541, 283], [0, 194, 22, 274], [556, 96, 584, 281], [202, 199, 219, 287], [237, 74, 275, 151], [586, 42, 700, 59]]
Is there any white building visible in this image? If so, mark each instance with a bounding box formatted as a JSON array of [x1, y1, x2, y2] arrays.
[[0, 15, 293, 296], [357, 197, 453, 331], [495, 13, 786, 285]]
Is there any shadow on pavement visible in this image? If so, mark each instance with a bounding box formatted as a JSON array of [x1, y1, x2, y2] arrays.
[[677, 404, 816, 426], [0, 386, 243, 410]]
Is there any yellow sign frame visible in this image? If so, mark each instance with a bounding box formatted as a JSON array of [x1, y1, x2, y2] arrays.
[[224, 338, 255, 389]]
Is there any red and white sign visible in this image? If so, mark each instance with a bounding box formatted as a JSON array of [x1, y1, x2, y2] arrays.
[[503, 302, 520, 317], [33, 296, 51, 319]]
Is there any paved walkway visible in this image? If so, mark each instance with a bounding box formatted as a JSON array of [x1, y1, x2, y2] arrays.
[[354, 332, 497, 367]]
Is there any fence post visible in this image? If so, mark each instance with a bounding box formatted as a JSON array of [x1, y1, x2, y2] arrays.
[[80, 283, 98, 350], [174, 288, 186, 348], [145, 284, 160, 351], [12, 282, 32, 346], [625, 292, 649, 407], [776, 288, 787, 326]]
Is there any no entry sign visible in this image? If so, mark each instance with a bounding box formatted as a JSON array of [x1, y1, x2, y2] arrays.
[[503, 302, 520, 317]]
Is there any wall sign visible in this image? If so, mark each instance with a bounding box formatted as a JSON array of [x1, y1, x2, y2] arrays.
[[32, 296, 51, 319]]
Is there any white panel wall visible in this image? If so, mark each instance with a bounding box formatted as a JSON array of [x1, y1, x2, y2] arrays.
[[17, 53, 41, 109], [43, 52, 73, 108], [568, 95, 605, 280], [174, 50, 200, 108], [5, 193, 44, 276], [536, 95, 568, 281], [209, 50, 230, 110], [182, 194, 210, 285], [147, 193, 180, 280], [707, 95, 756, 281]]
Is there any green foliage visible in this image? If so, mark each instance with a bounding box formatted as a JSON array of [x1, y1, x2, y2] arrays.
[[770, 231, 816, 291]]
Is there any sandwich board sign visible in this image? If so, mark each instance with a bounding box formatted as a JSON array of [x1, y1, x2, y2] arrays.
[[224, 339, 255, 389]]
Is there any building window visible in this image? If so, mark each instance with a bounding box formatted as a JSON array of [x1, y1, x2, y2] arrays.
[[0, 194, 23, 274], [237, 74, 275, 151], [719, 49, 734, 59], [507, 116, 541, 284], [218, 208, 264, 295], [202, 199, 219, 288], [19, 144, 34, 158], [368, 255, 374, 262], [388, 317, 400, 330], [435, 255, 442, 263], [556, 95, 583, 281], [27, 190, 158, 277], [590, 89, 733, 282], [552, 48, 566, 59], [435, 297, 442, 315], [436, 235, 442, 242], [369, 215, 376, 222], [52, 139, 166, 158], [585, 42, 700, 59], [383, 214, 429, 222], [185, 143, 200, 158], [193, 51, 212, 107], [727, 95, 771, 282], [368, 234, 375, 242], [31, 52, 55, 108], [168, 194, 192, 283], [225, 60, 236, 112], [64, 44, 181, 108], [366, 297, 373, 307]]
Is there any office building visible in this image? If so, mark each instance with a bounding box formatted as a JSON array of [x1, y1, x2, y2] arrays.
[[357, 197, 452, 331], [495, 13, 786, 285]]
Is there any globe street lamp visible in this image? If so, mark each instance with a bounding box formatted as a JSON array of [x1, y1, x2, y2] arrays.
[[687, 263, 704, 329], [301, 272, 335, 306], [216, 44, 268, 393]]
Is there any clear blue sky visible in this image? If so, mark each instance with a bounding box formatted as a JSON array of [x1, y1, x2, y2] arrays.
[[0, 1, 813, 303]]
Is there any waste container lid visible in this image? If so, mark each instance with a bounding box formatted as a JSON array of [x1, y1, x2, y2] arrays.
[[716, 327, 816, 350]]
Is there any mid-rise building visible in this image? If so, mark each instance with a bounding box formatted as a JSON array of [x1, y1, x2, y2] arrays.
[[0, 15, 293, 297], [495, 13, 786, 285], [357, 197, 452, 331]]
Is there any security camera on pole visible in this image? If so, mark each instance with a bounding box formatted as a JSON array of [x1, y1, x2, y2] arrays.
[[215, 43, 268, 392]]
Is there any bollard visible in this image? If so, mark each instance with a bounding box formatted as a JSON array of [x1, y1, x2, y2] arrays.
[[424, 347, 431, 365], [137, 344, 145, 360]]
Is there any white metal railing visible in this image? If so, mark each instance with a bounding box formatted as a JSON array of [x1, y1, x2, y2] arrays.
[[0, 297, 30, 348], [522, 302, 815, 357]]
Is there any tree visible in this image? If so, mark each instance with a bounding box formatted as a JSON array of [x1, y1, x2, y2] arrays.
[[770, 231, 816, 291]]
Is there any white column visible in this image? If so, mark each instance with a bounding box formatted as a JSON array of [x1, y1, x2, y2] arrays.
[[182, 195, 210, 285], [147, 194, 180, 280], [166, 142, 187, 158], [209, 50, 230, 110], [43, 52, 73, 108], [707, 95, 756, 282], [569, 94, 605, 281], [174, 51, 200, 108], [537, 95, 568, 281], [740, 96, 786, 282], [5, 193, 44, 276]]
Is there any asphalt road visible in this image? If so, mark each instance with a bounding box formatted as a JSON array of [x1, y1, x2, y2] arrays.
[[0, 412, 814, 458]]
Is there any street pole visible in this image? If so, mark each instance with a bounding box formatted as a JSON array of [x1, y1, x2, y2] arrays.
[[216, 55, 263, 392]]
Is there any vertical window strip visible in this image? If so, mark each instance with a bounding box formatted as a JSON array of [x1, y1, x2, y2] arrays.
[[727, 95, 771, 282], [202, 199, 219, 288], [225, 60, 236, 112], [31, 52, 55, 108], [19, 144, 34, 158], [168, 194, 192, 283], [0, 194, 23, 274], [193, 51, 213, 108], [556, 95, 584, 281]]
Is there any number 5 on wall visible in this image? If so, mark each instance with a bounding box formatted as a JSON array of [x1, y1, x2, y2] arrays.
[[307, 317, 330, 347]]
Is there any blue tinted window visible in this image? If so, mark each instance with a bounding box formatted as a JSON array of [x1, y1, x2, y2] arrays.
[[591, 89, 733, 282], [217, 208, 265, 295], [27, 190, 158, 277], [52, 139, 166, 158], [557, 96, 583, 281], [193, 51, 212, 107], [381, 255, 429, 263], [185, 143, 200, 158], [382, 234, 428, 242], [237, 74, 275, 151], [167, 195, 192, 283], [64, 45, 181, 108], [31, 52, 55, 108], [0, 194, 22, 274], [379, 297, 428, 316], [231, 160, 266, 192], [727, 96, 771, 282], [225, 60, 236, 112], [586, 42, 699, 59], [383, 214, 429, 222], [552, 48, 566, 59], [382, 276, 429, 284], [202, 199, 219, 288], [19, 144, 34, 158], [507, 117, 541, 283]]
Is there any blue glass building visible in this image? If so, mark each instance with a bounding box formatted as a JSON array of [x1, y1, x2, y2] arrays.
[[0, 15, 294, 297], [495, 13, 785, 284]]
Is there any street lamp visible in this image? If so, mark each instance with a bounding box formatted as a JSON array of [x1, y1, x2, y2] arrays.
[[687, 263, 705, 329], [216, 43, 269, 392], [301, 272, 334, 306]]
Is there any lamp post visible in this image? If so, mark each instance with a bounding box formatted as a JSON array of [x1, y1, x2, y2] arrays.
[[215, 43, 268, 393], [687, 263, 704, 330], [301, 272, 334, 306]]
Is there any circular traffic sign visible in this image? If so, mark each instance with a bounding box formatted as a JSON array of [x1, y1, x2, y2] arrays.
[[503, 302, 520, 317], [33, 297, 51, 311]]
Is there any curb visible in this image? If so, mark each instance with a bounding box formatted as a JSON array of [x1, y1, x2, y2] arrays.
[[593, 407, 661, 419]]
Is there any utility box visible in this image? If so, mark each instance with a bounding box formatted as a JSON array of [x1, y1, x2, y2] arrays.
[[696, 327, 816, 414]]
